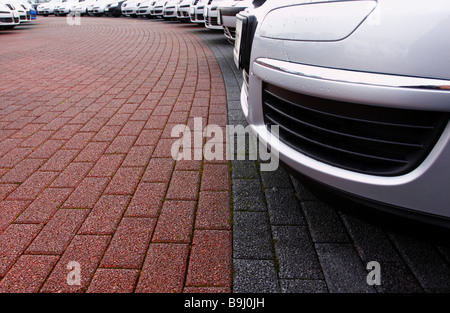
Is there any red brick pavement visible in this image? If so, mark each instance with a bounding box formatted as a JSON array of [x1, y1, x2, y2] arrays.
[[0, 16, 231, 293]]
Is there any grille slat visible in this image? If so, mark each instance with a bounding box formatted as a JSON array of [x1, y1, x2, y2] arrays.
[[262, 84, 449, 176], [266, 115, 409, 166], [264, 88, 434, 130], [264, 100, 423, 149]]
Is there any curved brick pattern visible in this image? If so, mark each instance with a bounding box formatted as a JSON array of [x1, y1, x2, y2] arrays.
[[0, 17, 231, 292]]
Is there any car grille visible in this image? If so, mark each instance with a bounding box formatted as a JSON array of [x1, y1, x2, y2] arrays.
[[262, 83, 449, 176], [0, 17, 13, 23], [205, 15, 218, 26]]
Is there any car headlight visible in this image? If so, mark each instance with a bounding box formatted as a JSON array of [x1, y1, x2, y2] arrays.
[[110, 2, 118, 6], [259, 1, 377, 41]]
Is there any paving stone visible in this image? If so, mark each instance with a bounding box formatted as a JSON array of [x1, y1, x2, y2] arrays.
[[125, 182, 166, 218], [15, 188, 72, 224], [79, 195, 130, 235], [279, 280, 328, 293], [40, 235, 111, 293], [26, 209, 89, 255], [340, 213, 401, 262], [62, 177, 109, 209], [233, 211, 274, 260], [100, 217, 155, 269], [104, 167, 143, 195], [302, 201, 350, 243], [7, 171, 59, 201], [200, 163, 231, 192], [388, 231, 450, 291], [87, 269, 140, 293], [0, 255, 59, 293], [233, 259, 280, 293], [0, 224, 42, 277], [272, 226, 323, 280], [166, 171, 200, 201], [196, 191, 232, 230], [265, 188, 305, 226], [315, 243, 376, 293], [152, 200, 196, 243], [259, 166, 292, 189], [136, 243, 189, 293], [0, 200, 31, 232], [372, 261, 423, 293], [186, 230, 232, 288], [232, 179, 267, 212], [231, 160, 259, 179]]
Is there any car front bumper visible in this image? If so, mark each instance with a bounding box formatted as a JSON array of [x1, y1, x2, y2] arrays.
[[242, 56, 450, 220]]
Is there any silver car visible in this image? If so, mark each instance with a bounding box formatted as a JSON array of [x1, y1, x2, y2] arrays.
[[217, 0, 253, 41], [175, 0, 190, 21], [204, 0, 223, 30], [0, 1, 20, 29], [236, 0, 450, 226], [189, 0, 204, 24]]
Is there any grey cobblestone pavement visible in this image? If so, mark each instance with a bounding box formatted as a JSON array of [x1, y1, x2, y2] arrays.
[[196, 28, 450, 293]]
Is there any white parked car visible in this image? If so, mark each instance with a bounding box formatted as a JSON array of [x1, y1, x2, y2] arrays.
[[85, 0, 98, 15], [36, 1, 45, 13], [121, 0, 139, 17], [175, 0, 189, 21], [91, 0, 108, 15], [54, 0, 74, 15], [150, 0, 163, 17], [72, 0, 89, 14], [8, 0, 31, 22], [204, 0, 223, 30], [104, 0, 124, 16], [236, 0, 450, 227], [217, 0, 252, 40], [189, 0, 204, 23], [40, 0, 60, 15], [0, 0, 20, 29], [162, 0, 176, 19], [136, 0, 155, 18]]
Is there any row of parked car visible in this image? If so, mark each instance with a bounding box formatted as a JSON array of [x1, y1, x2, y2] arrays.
[[0, 0, 37, 29], [30, 0, 254, 41]]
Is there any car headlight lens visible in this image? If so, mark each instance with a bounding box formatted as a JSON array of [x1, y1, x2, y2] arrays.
[[259, 1, 377, 41], [110, 1, 118, 5]]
